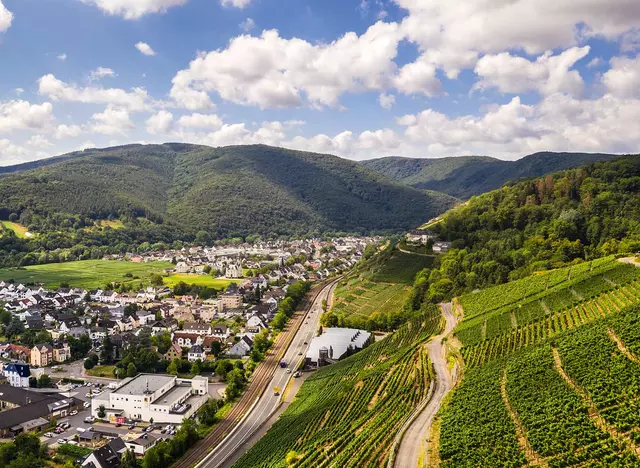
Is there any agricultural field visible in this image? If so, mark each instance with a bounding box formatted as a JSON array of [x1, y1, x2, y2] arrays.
[[163, 274, 240, 289], [360, 246, 434, 284], [331, 277, 412, 327], [0, 260, 173, 289], [455, 259, 640, 348], [0, 220, 32, 238], [234, 305, 442, 468], [440, 303, 640, 466], [461, 275, 640, 368]]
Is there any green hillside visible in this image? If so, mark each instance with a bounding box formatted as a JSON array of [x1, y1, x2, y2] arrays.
[[0, 144, 457, 267], [362, 152, 621, 199]]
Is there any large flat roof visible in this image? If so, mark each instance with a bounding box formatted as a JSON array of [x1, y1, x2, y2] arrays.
[[306, 328, 371, 362], [114, 374, 175, 396]]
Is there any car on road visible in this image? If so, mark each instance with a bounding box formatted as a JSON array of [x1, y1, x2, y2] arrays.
[[61, 423, 70, 429], [286, 368, 292, 374], [44, 432, 54, 438], [161, 429, 167, 434], [293, 371, 301, 378], [303, 341, 308, 345], [60, 438, 68, 444], [129, 423, 136, 430], [70, 410, 78, 416], [84, 402, 91, 408], [298, 351, 303, 355], [84, 416, 95, 423]]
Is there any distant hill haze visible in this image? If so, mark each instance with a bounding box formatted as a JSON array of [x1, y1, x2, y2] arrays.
[[361, 152, 622, 199], [0, 144, 457, 237]]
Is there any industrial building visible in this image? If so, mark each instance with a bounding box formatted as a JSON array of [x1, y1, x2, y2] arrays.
[[91, 373, 209, 424]]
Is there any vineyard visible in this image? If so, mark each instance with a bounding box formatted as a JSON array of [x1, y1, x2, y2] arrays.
[[233, 305, 443, 468], [331, 277, 411, 326], [440, 303, 640, 466], [456, 260, 640, 349], [461, 279, 640, 368]]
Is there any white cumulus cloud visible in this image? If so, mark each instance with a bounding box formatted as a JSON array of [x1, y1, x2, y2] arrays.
[[55, 124, 83, 140], [170, 22, 402, 110], [38, 74, 150, 111], [135, 42, 156, 56], [146, 110, 174, 134], [81, 0, 189, 20], [90, 105, 134, 135], [0, 100, 54, 133], [603, 55, 640, 99], [178, 113, 223, 130], [221, 0, 252, 9], [90, 67, 116, 81], [474, 47, 590, 96], [0, 1, 13, 33]]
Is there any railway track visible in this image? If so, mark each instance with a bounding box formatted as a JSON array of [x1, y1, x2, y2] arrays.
[[173, 280, 334, 468]]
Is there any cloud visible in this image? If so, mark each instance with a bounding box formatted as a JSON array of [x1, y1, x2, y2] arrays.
[[603, 55, 640, 98], [90, 105, 134, 135], [393, 56, 441, 96], [27, 135, 53, 148], [55, 124, 83, 140], [135, 42, 156, 56], [14, 88, 24, 95], [81, 0, 189, 20], [0, 1, 13, 33], [378, 93, 395, 109], [57, 53, 68, 61], [178, 113, 223, 130], [146, 110, 174, 134], [239, 17, 255, 32], [0, 100, 54, 133], [90, 67, 116, 81], [221, 0, 252, 9], [38, 74, 150, 111], [474, 47, 590, 96], [170, 22, 402, 109]]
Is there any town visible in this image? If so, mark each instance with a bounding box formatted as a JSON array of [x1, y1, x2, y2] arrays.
[[0, 236, 379, 467]]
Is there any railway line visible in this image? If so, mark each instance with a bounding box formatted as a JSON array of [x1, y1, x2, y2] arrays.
[[173, 279, 337, 468]]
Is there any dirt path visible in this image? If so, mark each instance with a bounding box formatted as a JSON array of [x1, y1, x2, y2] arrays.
[[394, 302, 458, 468]]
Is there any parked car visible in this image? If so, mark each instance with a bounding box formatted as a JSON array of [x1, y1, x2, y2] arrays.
[[70, 410, 78, 416], [84, 402, 91, 409], [62, 423, 70, 429], [44, 432, 54, 438]]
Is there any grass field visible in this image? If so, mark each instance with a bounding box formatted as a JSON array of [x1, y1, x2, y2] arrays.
[[0, 260, 173, 289], [0, 221, 32, 238], [163, 274, 240, 289], [85, 365, 118, 378]]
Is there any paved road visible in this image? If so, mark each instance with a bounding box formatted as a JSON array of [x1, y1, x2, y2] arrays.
[[394, 302, 458, 468], [196, 280, 338, 468]]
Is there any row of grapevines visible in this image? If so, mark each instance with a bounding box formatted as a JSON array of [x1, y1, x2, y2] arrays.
[[461, 282, 640, 368], [233, 305, 442, 468]]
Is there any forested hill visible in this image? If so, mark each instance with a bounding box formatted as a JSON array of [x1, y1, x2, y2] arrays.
[[362, 152, 621, 199], [418, 154, 640, 304], [0, 143, 456, 240]]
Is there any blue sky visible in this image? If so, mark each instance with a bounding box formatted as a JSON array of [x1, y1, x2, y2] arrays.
[[0, 0, 639, 165]]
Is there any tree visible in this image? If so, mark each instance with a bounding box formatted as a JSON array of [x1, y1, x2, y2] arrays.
[[225, 369, 246, 399], [97, 405, 106, 418], [100, 335, 114, 364], [197, 398, 221, 426], [150, 274, 164, 287], [210, 341, 222, 357], [167, 358, 180, 376], [37, 374, 52, 388], [127, 362, 137, 378], [190, 359, 202, 376], [0, 308, 11, 326], [6, 317, 24, 338], [120, 449, 138, 468]]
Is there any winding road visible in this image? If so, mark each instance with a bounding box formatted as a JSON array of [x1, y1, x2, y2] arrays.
[[394, 302, 458, 468]]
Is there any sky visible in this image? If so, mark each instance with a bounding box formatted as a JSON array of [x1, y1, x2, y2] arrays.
[[0, 0, 639, 165]]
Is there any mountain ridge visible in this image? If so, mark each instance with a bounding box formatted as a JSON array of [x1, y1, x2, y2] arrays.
[[361, 151, 623, 198], [0, 143, 457, 240]]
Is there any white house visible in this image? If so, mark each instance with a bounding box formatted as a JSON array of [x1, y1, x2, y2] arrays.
[[3, 363, 30, 388], [227, 335, 253, 357], [187, 345, 206, 363]]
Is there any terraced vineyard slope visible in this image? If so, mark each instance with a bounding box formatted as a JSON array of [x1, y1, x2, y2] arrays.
[[326, 245, 434, 330], [441, 303, 640, 466], [233, 305, 442, 468]]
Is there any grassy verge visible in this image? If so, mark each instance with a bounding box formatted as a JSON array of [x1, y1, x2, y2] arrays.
[[164, 274, 240, 289]]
